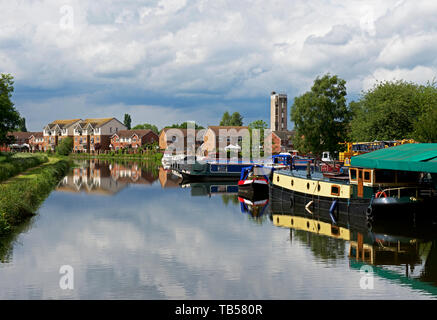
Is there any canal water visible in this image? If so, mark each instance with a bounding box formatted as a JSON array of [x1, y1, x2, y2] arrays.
[[1, 159, 437, 299]]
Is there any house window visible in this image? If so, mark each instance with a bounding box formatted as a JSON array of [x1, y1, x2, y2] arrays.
[[110, 127, 112, 133]]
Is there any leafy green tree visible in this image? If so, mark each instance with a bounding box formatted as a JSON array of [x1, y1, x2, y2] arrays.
[[349, 80, 437, 141], [167, 122, 204, 129], [291, 73, 350, 157], [248, 120, 268, 130], [123, 114, 132, 130], [230, 112, 243, 126], [220, 111, 231, 126], [220, 111, 243, 126], [132, 123, 159, 134], [0, 74, 21, 144], [17, 117, 27, 132], [56, 137, 73, 156], [413, 105, 437, 142]]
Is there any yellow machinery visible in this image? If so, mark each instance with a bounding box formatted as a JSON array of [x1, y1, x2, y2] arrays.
[[339, 139, 416, 166]]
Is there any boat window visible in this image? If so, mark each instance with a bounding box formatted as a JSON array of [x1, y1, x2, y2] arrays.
[[397, 171, 420, 183], [350, 169, 357, 181], [358, 171, 362, 179], [374, 170, 396, 183], [331, 185, 340, 196], [364, 170, 371, 182]]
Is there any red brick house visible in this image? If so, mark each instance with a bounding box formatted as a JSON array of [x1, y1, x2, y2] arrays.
[[109, 129, 159, 150], [73, 118, 127, 152], [29, 132, 44, 152], [43, 119, 82, 151], [2, 132, 39, 152], [264, 130, 295, 154]]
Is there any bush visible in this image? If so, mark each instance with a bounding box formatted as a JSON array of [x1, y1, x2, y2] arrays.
[[0, 154, 48, 182], [56, 137, 73, 156]]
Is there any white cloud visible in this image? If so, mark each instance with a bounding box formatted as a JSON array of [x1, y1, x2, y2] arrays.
[[1, 0, 436, 129]]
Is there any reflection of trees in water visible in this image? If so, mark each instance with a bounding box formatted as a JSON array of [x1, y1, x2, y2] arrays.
[[0, 217, 34, 263], [292, 229, 346, 262], [221, 194, 239, 206]]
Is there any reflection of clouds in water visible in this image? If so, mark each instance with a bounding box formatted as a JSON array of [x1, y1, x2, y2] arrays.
[[0, 184, 435, 299]]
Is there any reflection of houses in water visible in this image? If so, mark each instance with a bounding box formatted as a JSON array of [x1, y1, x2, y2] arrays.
[[270, 199, 437, 293], [57, 160, 157, 195], [158, 167, 182, 188]]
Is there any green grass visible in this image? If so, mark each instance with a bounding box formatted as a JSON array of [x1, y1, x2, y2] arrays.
[[0, 158, 71, 236], [0, 153, 49, 182], [71, 151, 163, 164]]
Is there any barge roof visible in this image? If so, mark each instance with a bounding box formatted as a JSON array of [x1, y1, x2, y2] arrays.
[[351, 143, 437, 173]]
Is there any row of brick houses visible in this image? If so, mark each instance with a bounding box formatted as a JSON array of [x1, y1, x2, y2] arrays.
[[3, 119, 295, 155]]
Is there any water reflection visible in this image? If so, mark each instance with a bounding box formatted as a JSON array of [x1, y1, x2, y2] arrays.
[[1, 160, 437, 299], [57, 159, 159, 195], [270, 198, 437, 295]]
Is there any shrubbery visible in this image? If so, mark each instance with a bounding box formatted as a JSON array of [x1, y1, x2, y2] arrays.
[[0, 159, 70, 235], [0, 154, 48, 182]]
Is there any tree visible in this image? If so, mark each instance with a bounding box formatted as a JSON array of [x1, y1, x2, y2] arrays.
[[248, 120, 268, 130], [17, 117, 27, 132], [220, 111, 231, 126], [291, 73, 350, 157], [124, 114, 132, 130], [56, 137, 73, 156], [413, 105, 437, 142], [349, 80, 437, 141], [132, 123, 159, 134], [0, 74, 21, 144], [167, 122, 204, 129], [220, 111, 243, 126]]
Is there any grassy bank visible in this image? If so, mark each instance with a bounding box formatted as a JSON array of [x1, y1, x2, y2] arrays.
[[70, 151, 163, 163], [0, 158, 71, 236], [0, 153, 48, 182]]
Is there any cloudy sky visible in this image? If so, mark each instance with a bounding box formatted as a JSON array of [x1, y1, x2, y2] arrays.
[[1, 0, 437, 131]]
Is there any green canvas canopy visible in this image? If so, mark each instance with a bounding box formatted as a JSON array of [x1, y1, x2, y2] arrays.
[[350, 143, 437, 173]]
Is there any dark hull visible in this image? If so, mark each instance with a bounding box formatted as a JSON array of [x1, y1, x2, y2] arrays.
[[270, 183, 437, 225], [238, 181, 269, 200]]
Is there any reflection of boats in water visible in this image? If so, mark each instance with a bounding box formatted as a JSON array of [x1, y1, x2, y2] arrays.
[[270, 196, 437, 294], [239, 196, 269, 219], [181, 181, 239, 197]]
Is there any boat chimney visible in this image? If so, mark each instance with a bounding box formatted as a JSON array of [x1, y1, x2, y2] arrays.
[[306, 161, 311, 178]]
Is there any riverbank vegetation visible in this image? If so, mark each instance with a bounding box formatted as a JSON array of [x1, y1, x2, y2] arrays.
[[0, 157, 70, 236], [70, 150, 163, 164], [0, 153, 48, 182]]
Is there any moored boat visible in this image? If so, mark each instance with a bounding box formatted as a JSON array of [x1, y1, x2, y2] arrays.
[[270, 143, 437, 224]]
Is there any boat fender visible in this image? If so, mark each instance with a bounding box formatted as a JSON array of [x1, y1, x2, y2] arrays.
[[329, 200, 338, 224]]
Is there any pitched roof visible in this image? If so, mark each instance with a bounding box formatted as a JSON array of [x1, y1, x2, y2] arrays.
[[81, 118, 115, 128], [271, 130, 295, 141], [114, 129, 155, 138], [207, 126, 249, 135], [351, 143, 437, 173], [29, 132, 43, 138], [47, 119, 82, 129], [160, 128, 188, 137], [8, 131, 39, 140]]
